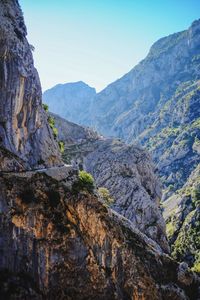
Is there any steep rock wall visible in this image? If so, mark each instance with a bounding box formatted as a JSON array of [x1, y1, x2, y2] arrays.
[[0, 171, 199, 299], [0, 0, 61, 171], [0, 2, 199, 299]]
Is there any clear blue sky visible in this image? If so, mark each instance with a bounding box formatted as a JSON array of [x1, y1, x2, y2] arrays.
[[19, 0, 200, 92]]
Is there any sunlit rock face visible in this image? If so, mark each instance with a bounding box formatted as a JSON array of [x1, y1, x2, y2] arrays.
[[43, 19, 200, 196], [0, 1, 199, 299], [53, 115, 169, 252], [44, 19, 200, 270], [0, 0, 61, 171], [164, 164, 200, 271], [0, 171, 199, 300]]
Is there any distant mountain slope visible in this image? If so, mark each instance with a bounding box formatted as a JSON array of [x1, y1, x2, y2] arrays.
[[43, 81, 96, 125], [43, 19, 200, 195], [90, 20, 200, 196], [164, 164, 200, 272], [144, 80, 200, 197], [45, 20, 200, 271], [91, 20, 200, 141]]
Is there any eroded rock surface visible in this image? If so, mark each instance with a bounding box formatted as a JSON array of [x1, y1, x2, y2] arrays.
[[0, 0, 61, 171], [0, 1, 199, 299], [54, 116, 168, 252], [164, 164, 200, 271], [44, 18, 200, 272], [0, 171, 199, 300], [43, 19, 200, 197]]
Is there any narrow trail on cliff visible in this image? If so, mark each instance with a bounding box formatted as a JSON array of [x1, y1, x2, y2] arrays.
[[0, 164, 72, 176]]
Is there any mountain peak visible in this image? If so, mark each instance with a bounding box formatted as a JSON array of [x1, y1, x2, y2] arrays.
[[191, 18, 200, 28], [43, 81, 96, 125]]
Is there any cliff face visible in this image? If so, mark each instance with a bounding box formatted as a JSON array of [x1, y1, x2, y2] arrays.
[[1, 171, 200, 300], [44, 20, 200, 270], [164, 164, 200, 272], [0, 1, 200, 299], [92, 20, 200, 142], [53, 115, 168, 252], [43, 20, 200, 195], [51, 113, 100, 144], [0, 0, 61, 171]]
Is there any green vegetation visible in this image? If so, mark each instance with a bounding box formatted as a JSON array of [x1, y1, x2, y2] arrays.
[[190, 118, 200, 130], [47, 115, 58, 139], [98, 187, 114, 207], [42, 103, 65, 152], [73, 170, 94, 193], [192, 256, 200, 273], [146, 126, 180, 150], [146, 116, 200, 153], [194, 136, 200, 148], [182, 186, 192, 197], [168, 184, 174, 191], [166, 221, 175, 238], [171, 209, 200, 271], [179, 184, 200, 207], [58, 141, 65, 153], [195, 136, 200, 144], [42, 103, 49, 112], [191, 186, 200, 208]]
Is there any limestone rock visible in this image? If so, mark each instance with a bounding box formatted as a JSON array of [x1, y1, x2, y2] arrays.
[[164, 164, 200, 271], [0, 2, 199, 299], [54, 116, 169, 252], [44, 19, 200, 269], [0, 171, 199, 299], [43, 20, 200, 197], [0, 0, 62, 171]]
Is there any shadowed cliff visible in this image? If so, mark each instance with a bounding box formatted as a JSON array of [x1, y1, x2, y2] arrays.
[[0, 1, 199, 299]]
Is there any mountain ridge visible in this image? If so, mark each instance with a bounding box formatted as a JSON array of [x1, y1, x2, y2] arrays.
[[2, 1, 199, 299], [43, 18, 200, 272]]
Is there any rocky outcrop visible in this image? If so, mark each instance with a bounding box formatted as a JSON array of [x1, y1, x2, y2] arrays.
[[0, 170, 200, 300], [54, 116, 169, 252], [44, 20, 200, 269], [0, 1, 199, 299], [51, 113, 100, 144], [43, 82, 96, 126], [164, 164, 200, 272], [144, 80, 200, 197], [0, 0, 62, 171], [43, 20, 200, 195]]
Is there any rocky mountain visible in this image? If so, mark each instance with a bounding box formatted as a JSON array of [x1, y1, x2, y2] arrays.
[[164, 164, 200, 272], [0, 0, 62, 172], [53, 115, 168, 252], [43, 81, 96, 126], [51, 113, 100, 144], [90, 20, 200, 143], [54, 112, 200, 272], [1, 1, 200, 299], [2, 168, 200, 299], [44, 20, 200, 193], [44, 20, 200, 272]]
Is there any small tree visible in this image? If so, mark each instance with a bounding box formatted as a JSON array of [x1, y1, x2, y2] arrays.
[[98, 187, 114, 207], [58, 141, 65, 153], [73, 170, 94, 193]]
